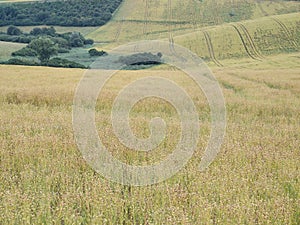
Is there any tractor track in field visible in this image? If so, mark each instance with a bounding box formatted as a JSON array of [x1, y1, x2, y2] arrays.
[[143, 0, 149, 36], [231, 24, 262, 61], [114, 17, 125, 42], [237, 22, 264, 59], [271, 17, 298, 49], [202, 30, 223, 67]]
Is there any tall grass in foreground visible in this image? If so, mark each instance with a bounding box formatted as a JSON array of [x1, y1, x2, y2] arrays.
[[0, 60, 299, 224]]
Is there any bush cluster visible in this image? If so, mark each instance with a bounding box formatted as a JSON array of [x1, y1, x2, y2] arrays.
[[11, 47, 38, 57], [118, 52, 163, 66], [88, 48, 107, 57], [1, 57, 87, 69], [0, 34, 32, 43], [2, 58, 39, 66], [46, 58, 87, 69], [2, 26, 100, 68]]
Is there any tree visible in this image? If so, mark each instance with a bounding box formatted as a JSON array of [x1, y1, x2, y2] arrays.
[[69, 32, 85, 47], [29, 27, 56, 36], [70, 38, 84, 47], [28, 38, 58, 63], [84, 39, 94, 45], [7, 26, 22, 35], [30, 27, 43, 36]]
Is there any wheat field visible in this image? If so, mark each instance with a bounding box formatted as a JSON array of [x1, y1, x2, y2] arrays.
[[0, 0, 299, 223], [0, 50, 299, 224]]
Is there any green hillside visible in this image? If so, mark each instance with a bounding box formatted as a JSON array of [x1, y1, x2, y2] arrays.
[[86, 0, 300, 65], [87, 0, 300, 42], [174, 13, 300, 65], [1, 0, 299, 65]]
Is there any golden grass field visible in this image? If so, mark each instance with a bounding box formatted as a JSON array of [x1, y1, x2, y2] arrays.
[[0, 51, 299, 223], [0, 0, 299, 224]]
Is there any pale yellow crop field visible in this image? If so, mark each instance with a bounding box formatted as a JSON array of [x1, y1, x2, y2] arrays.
[[0, 0, 300, 223], [0, 52, 299, 223]]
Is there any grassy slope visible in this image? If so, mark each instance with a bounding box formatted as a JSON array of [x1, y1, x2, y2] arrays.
[[0, 41, 26, 61], [87, 0, 300, 42], [87, 0, 300, 65], [174, 12, 300, 65], [0, 53, 299, 223]]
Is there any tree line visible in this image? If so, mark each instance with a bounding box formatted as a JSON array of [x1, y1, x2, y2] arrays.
[[0, 0, 122, 27], [1, 26, 108, 68], [1, 26, 94, 51]]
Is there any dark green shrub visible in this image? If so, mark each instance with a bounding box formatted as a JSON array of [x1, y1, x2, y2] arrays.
[[57, 48, 70, 53], [4, 58, 39, 66], [0, 34, 17, 42], [50, 37, 70, 49], [28, 38, 58, 63], [0, 34, 32, 43], [84, 39, 94, 45], [30, 28, 43, 36], [69, 33, 85, 47], [118, 52, 163, 66], [12, 47, 37, 57], [7, 26, 22, 35], [70, 38, 84, 47], [47, 57, 87, 69], [17, 36, 32, 43], [88, 48, 107, 57]]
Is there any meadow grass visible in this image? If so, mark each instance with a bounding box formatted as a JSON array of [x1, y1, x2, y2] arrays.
[[0, 0, 299, 223], [0, 41, 26, 61], [0, 54, 299, 224]]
